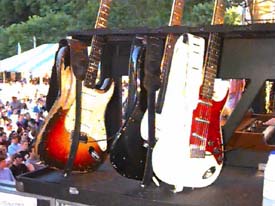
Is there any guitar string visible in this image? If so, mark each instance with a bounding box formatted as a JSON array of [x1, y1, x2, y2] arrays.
[[202, 1, 225, 158], [64, 0, 113, 149], [194, 0, 225, 158]]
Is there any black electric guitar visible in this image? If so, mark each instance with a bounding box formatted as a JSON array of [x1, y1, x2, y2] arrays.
[[110, 0, 185, 180], [110, 37, 147, 180]]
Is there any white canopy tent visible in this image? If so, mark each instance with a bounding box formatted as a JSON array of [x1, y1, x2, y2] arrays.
[[0, 43, 58, 79]]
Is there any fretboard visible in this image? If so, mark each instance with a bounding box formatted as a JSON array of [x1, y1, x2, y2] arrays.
[[84, 0, 112, 88], [156, 0, 185, 113], [201, 0, 225, 99]]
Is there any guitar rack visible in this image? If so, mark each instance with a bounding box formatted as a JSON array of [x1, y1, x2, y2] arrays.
[[16, 23, 275, 206]]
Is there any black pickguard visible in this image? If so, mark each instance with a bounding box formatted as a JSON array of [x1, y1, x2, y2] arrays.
[[110, 37, 147, 180]]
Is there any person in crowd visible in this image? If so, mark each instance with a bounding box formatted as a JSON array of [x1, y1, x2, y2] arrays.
[[0, 145, 7, 155], [0, 132, 9, 149], [9, 152, 29, 178], [20, 102, 29, 115], [0, 79, 48, 164], [7, 134, 21, 156], [18, 139, 30, 162], [32, 98, 45, 114], [33, 112, 44, 130], [10, 109, 20, 129], [16, 113, 26, 129], [4, 120, 14, 136], [0, 149, 15, 183], [23, 112, 34, 131], [24, 146, 44, 171], [9, 96, 22, 113], [21, 130, 31, 143]]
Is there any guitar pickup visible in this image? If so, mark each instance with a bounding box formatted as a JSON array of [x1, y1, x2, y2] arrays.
[[192, 133, 205, 141], [195, 117, 210, 124], [198, 100, 212, 106], [190, 148, 205, 158]]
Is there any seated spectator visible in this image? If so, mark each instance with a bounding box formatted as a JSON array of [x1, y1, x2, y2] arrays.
[[9, 153, 29, 178], [33, 112, 44, 130], [0, 132, 9, 149], [0, 150, 15, 183], [0, 145, 7, 154], [20, 103, 29, 116], [0, 145, 11, 167], [16, 114, 27, 130], [32, 98, 44, 114], [21, 131, 31, 144], [5, 121, 14, 136], [18, 139, 30, 159], [7, 134, 21, 156], [10, 96, 22, 113], [24, 146, 45, 171]]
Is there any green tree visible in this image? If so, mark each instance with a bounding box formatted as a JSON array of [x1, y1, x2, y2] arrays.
[[0, 0, 242, 59], [0, 13, 74, 58], [0, 0, 40, 26]]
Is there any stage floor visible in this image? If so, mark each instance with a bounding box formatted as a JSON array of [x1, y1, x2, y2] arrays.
[[16, 158, 264, 206]]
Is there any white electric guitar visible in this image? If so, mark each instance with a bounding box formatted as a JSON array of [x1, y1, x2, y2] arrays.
[[152, 0, 228, 192], [140, 0, 185, 141], [151, 33, 206, 191]]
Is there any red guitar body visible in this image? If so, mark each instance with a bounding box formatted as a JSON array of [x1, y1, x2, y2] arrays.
[[190, 91, 229, 165]]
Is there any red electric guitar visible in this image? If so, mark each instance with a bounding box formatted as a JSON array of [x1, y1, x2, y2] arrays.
[[152, 0, 228, 192], [35, 0, 113, 172]]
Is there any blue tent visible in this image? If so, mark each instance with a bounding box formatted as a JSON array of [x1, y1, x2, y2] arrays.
[[0, 44, 58, 77]]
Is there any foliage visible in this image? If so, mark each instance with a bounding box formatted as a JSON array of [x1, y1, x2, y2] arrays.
[[0, 13, 74, 59], [0, 0, 242, 59], [0, 0, 40, 26]]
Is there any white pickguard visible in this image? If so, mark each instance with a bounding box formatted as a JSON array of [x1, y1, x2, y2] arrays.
[[141, 34, 205, 142], [65, 82, 114, 152], [150, 34, 224, 192]]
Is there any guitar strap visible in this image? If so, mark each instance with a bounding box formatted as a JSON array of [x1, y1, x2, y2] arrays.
[[67, 39, 89, 81], [64, 39, 89, 176], [142, 36, 163, 186], [45, 39, 68, 112]]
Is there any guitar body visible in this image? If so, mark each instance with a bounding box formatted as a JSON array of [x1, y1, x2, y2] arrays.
[[39, 81, 114, 171], [36, 46, 76, 167], [141, 34, 205, 142], [152, 93, 227, 192], [37, 45, 114, 171], [36, 0, 113, 172], [153, 0, 227, 192], [110, 38, 147, 180], [151, 34, 227, 191]]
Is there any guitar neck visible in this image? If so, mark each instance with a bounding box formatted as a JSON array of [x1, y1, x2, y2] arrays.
[[84, 0, 112, 88], [156, 0, 185, 113], [160, 0, 185, 75], [201, 0, 225, 99]]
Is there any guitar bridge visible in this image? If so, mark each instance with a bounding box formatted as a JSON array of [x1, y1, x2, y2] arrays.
[[190, 148, 205, 158]]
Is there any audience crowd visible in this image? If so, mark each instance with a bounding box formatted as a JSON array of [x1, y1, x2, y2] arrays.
[[0, 79, 48, 183]]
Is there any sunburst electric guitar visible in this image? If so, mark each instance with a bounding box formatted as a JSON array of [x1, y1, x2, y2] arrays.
[[152, 0, 228, 192], [36, 0, 113, 172]]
